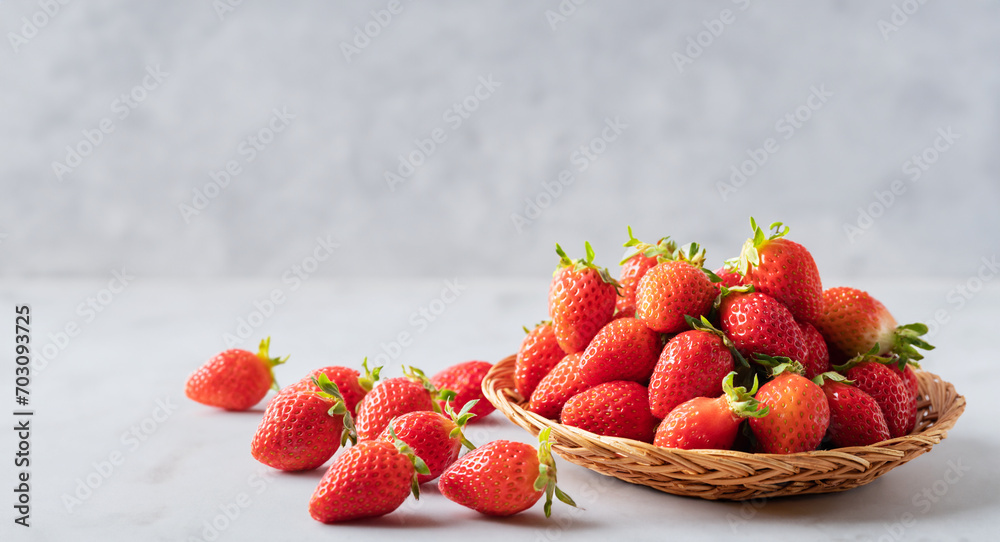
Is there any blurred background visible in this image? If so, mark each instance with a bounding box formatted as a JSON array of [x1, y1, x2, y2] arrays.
[[1, 0, 997, 280]]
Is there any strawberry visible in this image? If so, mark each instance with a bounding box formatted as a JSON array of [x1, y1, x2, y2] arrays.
[[309, 432, 429, 523], [748, 358, 830, 454], [515, 321, 566, 399], [438, 428, 575, 517], [654, 372, 768, 450], [737, 218, 822, 324], [561, 381, 658, 443], [576, 317, 662, 387], [251, 374, 355, 471], [635, 243, 718, 333], [648, 318, 739, 418], [714, 259, 745, 290], [895, 363, 920, 400], [379, 401, 477, 484], [719, 290, 809, 364], [815, 286, 934, 363], [355, 369, 439, 441], [815, 374, 890, 447], [431, 360, 495, 422], [526, 353, 588, 419], [798, 321, 831, 380], [276, 358, 380, 413], [185, 337, 287, 411], [548, 242, 618, 353], [835, 353, 916, 438], [616, 227, 676, 318]]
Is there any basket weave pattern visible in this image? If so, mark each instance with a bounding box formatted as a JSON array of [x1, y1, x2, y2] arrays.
[[483, 355, 965, 501]]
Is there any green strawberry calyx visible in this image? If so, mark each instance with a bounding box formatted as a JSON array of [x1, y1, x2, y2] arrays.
[[387, 425, 431, 499], [737, 217, 790, 276], [554, 242, 620, 291], [832, 344, 906, 373], [619, 226, 677, 265], [256, 337, 289, 392], [357, 357, 383, 394], [311, 373, 358, 446], [685, 315, 750, 368], [403, 365, 454, 414], [721, 371, 768, 419], [812, 371, 853, 386], [752, 354, 805, 377], [443, 400, 478, 451], [890, 323, 934, 364], [523, 320, 552, 334], [534, 427, 578, 518]]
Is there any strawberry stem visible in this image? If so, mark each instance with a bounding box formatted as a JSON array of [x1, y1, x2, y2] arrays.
[[388, 425, 430, 499], [534, 428, 577, 518], [311, 373, 357, 446], [256, 337, 289, 392], [357, 357, 382, 393]]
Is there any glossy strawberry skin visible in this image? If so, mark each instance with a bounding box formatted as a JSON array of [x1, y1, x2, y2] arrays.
[[745, 238, 822, 324], [431, 361, 495, 422], [821, 380, 891, 447], [616, 253, 659, 318], [714, 266, 745, 290], [379, 410, 460, 484], [438, 440, 542, 516], [648, 330, 734, 418], [896, 364, 920, 401], [719, 292, 809, 363], [355, 377, 434, 441], [515, 322, 566, 399], [577, 318, 662, 387], [276, 366, 367, 413], [843, 361, 916, 438], [635, 261, 717, 334], [654, 395, 741, 450], [815, 287, 897, 359], [527, 353, 588, 420], [549, 266, 617, 353], [561, 381, 658, 443], [798, 322, 831, 380], [251, 391, 342, 471], [749, 373, 830, 454], [185, 348, 274, 411], [309, 440, 414, 523]]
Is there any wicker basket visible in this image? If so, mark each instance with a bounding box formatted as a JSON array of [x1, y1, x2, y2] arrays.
[[483, 354, 965, 501]]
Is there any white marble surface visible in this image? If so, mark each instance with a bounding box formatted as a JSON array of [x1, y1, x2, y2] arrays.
[[0, 277, 996, 541]]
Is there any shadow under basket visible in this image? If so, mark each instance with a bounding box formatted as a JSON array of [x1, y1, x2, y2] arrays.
[[482, 355, 966, 501]]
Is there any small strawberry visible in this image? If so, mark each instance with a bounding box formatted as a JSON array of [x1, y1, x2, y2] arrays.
[[561, 380, 659, 443], [737, 218, 823, 324], [798, 321, 831, 380], [526, 353, 588, 420], [438, 428, 575, 517], [648, 317, 740, 418], [635, 243, 719, 333], [515, 321, 566, 399], [355, 369, 440, 441], [309, 431, 430, 523], [815, 286, 934, 363], [576, 317, 662, 387], [834, 352, 916, 438], [185, 337, 287, 411], [814, 373, 891, 448], [379, 401, 477, 484], [431, 360, 495, 422], [616, 227, 676, 318], [251, 373, 355, 471], [548, 242, 619, 353], [714, 259, 745, 290], [654, 372, 768, 450], [718, 290, 809, 364], [748, 357, 830, 454], [276, 357, 381, 413]]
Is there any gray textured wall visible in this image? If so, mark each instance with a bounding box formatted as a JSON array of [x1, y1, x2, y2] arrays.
[[2, 1, 997, 280]]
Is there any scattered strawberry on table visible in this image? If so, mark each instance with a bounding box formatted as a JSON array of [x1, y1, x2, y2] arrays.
[[185, 337, 287, 411]]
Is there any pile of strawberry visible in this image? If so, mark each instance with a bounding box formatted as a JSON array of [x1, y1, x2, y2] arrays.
[[185, 346, 575, 522], [517, 219, 934, 454]]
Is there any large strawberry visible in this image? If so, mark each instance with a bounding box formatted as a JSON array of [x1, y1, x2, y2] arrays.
[[815, 373, 890, 447], [251, 374, 355, 471], [648, 317, 740, 418], [275, 358, 380, 413], [561, 381, 658, 443], [737, 218, 822, 324], [616, 227, 676, 318], [355, 370, 438, 441], [719, 290, 809, 364], [309, 433, 429, 523], [576, 317, 662, 387], [438, 428, 575, 517], [431, 360, 495, 422], [835, 352, 916, 438], [748, 358, 830, 454], [548, 242, 619, 353], [815, 286, 934, 363], [379, 401, 477, 484], [514, 321, 566, 399], [635, 243, 718, 333], [526, 352, 588, 420], [654, 372, 768, 450], [798, 321, 831, 380], [185, 337, 287, 411]]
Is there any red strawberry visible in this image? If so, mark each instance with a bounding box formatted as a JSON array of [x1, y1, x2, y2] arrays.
[[654, 372, 768, 450], [561, 381, 658, 443], [515, 321, 566, 398], [737, 218, 822, 324], [378, 401, 476, 484], [576, 317, 662, 387], [438, 428, 575, 517], [635, 243, 718, 333], [896, 363, 920, 400], [748, 358, 830, 454], [309, 434, 429, 523], [548, 243, 619, 353], [648, 319, 738, 418], [276, 358, 380, 413], [815, 287, 934, 363], [719, 290, 809, 364], [615, 227, 676, 318], [251, 374, 354, 471], [431, 360, 495, 422], [714, 260, 745, 290], [355, 371, 437, 441], [798, 321, 831, 380], [836, 354, 916, 438], [527, 353, 588, 419], [815, 374, 890, 447], [185, 337, 287, 411]]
